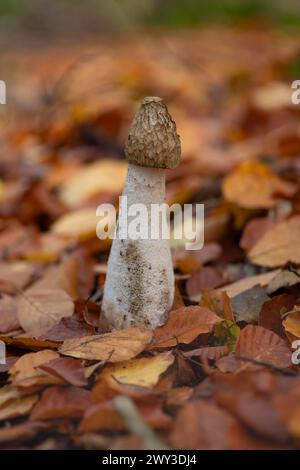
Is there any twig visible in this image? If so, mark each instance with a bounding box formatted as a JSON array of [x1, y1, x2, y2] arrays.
[[114, 396, 169, 450], [235, 355, 299, 376]]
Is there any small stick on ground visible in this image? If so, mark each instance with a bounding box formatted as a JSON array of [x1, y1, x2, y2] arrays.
[[114, 396, 169, 450]]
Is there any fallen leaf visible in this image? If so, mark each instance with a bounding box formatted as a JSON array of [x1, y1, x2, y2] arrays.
[[220, 270, 280, 298], [249, 216, 300, 267], [200, 289, 234, 322], [0, 384, 22, 408], [100, 351, 174, 389], [184, 345, 229, 362], [38, 357, 87, 386], [59, 327, 152, 361], [267, 268, 300, 294], [80, 400, 170, 433], [259, 294, 299, 338], [283, 308, 300, 339], [59, 160, 127, 206], [170, 400, 240, 450], [223, 161, 296, 209], [30, 385, 91, 420], [148, 306, 221, 350], [10, 349, 60, 389], [17, 288, 74, 333], [235, 325, 292, 370], [0, 421, 50, 446], [0, 394, 38, 421], [51, 207, 113, 241], [0, 295, 19, 333], [231, 285, 269, 323], [240, 217, 275, 251], [186, 267, 225, 302]]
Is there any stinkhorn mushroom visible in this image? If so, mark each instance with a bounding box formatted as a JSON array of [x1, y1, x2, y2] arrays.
[[102, 96, 181, 329]]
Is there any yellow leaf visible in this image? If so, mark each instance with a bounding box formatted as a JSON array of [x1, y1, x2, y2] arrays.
[[100, 351, 174, 388], [59, 160, 127, 206], [59, 327, 152, 362], [51, 207, 99, 241], [283, 309, 300, 339]]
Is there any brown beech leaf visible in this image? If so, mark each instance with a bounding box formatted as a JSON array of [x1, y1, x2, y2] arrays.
[[0, 332, 60, 351], [0, 421, 50, 446], [38, 357, 87, 387], [0, 394, 38, 421], [200, 289, 234, 322], [30, 386, 91, 420], [240, 217, 275, 252], [259, 294, 300, 338], [148, 306, 221, 350], [213, 371, 291, 443], [0, 261, 36, 292], [39, 315, 95, 342], [184, 345, 229, 362], [59, 327, 152, 361], [0, 295, 20, 333], [170, 400, 239, 450], [10, 349, 61, 389], [186, 267, 225, 302], [17, 288, 74, 333], [235, 325, 292, 370], [249, 216, 300, 267], [80, 400, 170, 433]]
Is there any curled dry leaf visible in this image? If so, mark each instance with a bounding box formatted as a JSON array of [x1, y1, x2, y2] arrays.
[[59, 327, 152, 362], [148, 306, 221, 350], [10, 349, 60, 389], [99, 351, 174, 389], [17, 288, 74, 333], [249, 216, 300, 267]]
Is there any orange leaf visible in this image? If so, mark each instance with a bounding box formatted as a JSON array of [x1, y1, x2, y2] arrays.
[[148, 306, 221, 349]]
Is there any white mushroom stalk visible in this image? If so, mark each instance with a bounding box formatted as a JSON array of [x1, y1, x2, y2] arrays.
[[102, 97, 181, 329]]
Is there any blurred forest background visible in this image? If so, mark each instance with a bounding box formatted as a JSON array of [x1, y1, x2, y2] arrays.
[[0, 0, 300, 41]]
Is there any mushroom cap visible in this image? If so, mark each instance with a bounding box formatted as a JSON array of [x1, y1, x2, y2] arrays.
[[124, 97, 181, 169]]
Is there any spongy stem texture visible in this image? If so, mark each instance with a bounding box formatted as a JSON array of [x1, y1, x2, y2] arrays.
[[102, 163, 174, 329]]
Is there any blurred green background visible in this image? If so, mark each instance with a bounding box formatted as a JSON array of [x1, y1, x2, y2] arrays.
[[0, 0, 300, 39]]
